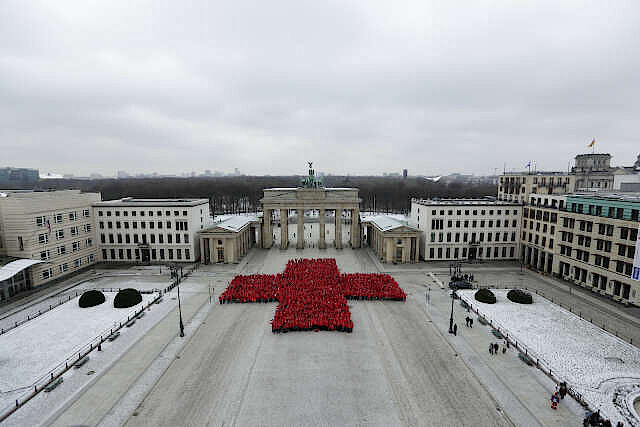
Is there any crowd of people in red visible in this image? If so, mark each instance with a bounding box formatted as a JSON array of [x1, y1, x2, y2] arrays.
[[219, 258, 406, 333]]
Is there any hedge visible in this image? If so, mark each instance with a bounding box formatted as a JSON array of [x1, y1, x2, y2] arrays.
[[474, 289, 497, 304], [507, 289, 533, 304], [78, 290, 106, 308], [114, 288, 142, 308]]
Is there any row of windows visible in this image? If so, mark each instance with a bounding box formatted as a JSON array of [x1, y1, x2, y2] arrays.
[[41, 254, 95, 279], [522, 232, 554, 249], [523, 220, 555, 235], [100, 233, 190, 245], [36, 210, 90, 227], [98, 209, 189, 217], [559, 262, 635, 300], [38, 224, 92, 244], [428, 245, 515, 259], [102, 248, 190, 261], [559, 245, 636, 276], [431, 219, 517, 230], [569, 203, 639, 221], [99, 221, 188, 231], [430, 231, 517, 244], [524, 208, 558, 224], [40, 239, 93, 260], [420, 208, 518, 216]]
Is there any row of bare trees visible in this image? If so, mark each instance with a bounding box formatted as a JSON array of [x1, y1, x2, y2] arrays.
[[31, 176, 496, 215]]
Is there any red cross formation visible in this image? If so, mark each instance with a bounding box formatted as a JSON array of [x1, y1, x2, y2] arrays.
[[219, 258, 406, 333]]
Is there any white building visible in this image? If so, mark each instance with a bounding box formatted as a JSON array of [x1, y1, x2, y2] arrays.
[[93, 198, 213, 264], [0, 189, 101, 299], [410, 198, 522, 261]]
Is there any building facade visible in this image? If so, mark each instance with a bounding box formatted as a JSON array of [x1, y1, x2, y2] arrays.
[[0, 189, 101, 290], [555, 194, 639, 305], [410, 198, 522, 262], [520, 194, 566, 274], [498, 172, 575, 203], [93, 198, 212, 264], [199, 215, 260, 264], [361, 215, 420, 263]]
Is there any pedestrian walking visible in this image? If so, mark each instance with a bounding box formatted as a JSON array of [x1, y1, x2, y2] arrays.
[[469, 318, 473, 328], [494, 343, 499, 355], [453, 324, 457, 336], [551, 392, 559, 410], [489, 343, 493, 355]]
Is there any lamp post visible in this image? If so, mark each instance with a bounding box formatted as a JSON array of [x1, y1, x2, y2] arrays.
[[177, 276, 184, 337], [449, 284, 456, 334]]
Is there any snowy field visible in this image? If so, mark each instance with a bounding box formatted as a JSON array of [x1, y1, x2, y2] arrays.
[[459, 289, 640, 426], [0, 292, 154, 411]]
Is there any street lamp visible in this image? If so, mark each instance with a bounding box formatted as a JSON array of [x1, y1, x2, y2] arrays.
[[177, 275, 184, 337], [449, 284, 456, 334]]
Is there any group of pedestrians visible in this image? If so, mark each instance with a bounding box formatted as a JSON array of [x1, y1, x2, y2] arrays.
[[488, 342, 506, 355], [582, 409, 623, 426], [464, 316, 474, 328]]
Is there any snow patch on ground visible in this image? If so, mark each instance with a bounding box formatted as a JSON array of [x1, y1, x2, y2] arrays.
[[0, 293, 153, 410], [459, 289, 640, 426]]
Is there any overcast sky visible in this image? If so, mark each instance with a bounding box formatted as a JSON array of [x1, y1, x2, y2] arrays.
[[1, 1, 639, 177]]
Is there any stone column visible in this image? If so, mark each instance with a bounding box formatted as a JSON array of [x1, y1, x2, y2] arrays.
[[200, 237, 206, 264], [334, 208, 343, 249], [297, 209, 304, 249], [350, 207, 360, 248], [280, 209, 288, 249], [262, 209, 272, 248], [319, 208, 326, 249]]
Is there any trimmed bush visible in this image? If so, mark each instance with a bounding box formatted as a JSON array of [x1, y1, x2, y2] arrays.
[[507, 289, 533, 304], [78, 290, 106, 308], [474, 288, 496, 304], [114, 288, 142, 308]]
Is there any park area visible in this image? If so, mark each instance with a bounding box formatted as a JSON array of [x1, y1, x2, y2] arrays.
[[458, 288, 640, 426], [0, 291, 154, 412]]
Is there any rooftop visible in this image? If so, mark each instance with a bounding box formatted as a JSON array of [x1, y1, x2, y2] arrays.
[[361, 214, 418, 232], [204, 214, 259, 232], [569, 192, 640, 203], [412, 198, 521, 206], [93, 197, 209, 207], [502, 171, 570, 176]]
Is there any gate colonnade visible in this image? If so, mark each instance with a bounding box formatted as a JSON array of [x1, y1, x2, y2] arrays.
[[261, 187, 361, 250]]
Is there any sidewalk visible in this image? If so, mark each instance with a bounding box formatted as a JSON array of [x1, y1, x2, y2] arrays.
[[422, 285, 583, 426]]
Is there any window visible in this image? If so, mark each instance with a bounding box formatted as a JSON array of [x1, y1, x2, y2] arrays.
[[74, 258, 81, 268], [71, 226, 79, 236], [69, 211, 77, 221], [101, 234, 106, 244], [39, 233, 48, 244], [117, 234, 123, 244], [72, 241, 80, 252], [174, 210, 179, 216], [157, 210, 162, 216], [182, 210, 188, 216], [176, 233, 181, 244], [42, 268, 53, 280], [140, 211, 145, 216], [158, 221, 163, 229], [99, 221, 105, 229], [40, 249, 51, 260], [177, 249, 182, 260], [159, 234, 164, 244], [56, 229, 65, 240], [83, 209, 90, 217], [57, 245, 66, 255], [98, 211, 104, 216], [125, 234, 131, 244], [167, 221, 172, 229], [108, 221, 113, 229], [36, 216, 46, 227], [160, 249, 165, 260], [166, 210, 171, 216], [126, 249, 132, 260], [88, 254, 95, 263], [59, 263, 68, 273], [53, 213, 63, 223], [84, 223, 92, 233], [86, 238, 93, 247], [167, 234, 172, 244], [149, 211, 154, 217], [168, 249, 174, 260]]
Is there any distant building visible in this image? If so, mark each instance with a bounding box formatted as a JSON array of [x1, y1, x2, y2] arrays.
[[410, 198, 521, 261], [0, 189, 101, 300], [498, 172, 575, 203], [93, 198, 213, 264], [0, 167, 39, 187]]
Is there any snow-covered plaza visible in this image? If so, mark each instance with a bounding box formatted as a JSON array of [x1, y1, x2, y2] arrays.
[[459, 289, 640, 425], [0, 292, 154, 411]]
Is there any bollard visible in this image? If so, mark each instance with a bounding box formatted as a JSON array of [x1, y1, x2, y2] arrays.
[[51, 373, 53, 380], [16, 399, 18, 408], [66, 362, 68, 368], [35, 385, 37, 392]]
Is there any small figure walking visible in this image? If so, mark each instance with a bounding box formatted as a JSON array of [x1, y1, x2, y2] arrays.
[[489, 343, 494, 355], [469, 318, 473, 328], [453, 324, 458, 336], [551, 392, 559, 410]]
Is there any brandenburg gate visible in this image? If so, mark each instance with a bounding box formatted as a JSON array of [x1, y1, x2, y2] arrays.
[[260, 163, 361, 250]]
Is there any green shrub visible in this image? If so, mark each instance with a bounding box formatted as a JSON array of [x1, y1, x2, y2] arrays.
[[474, 288, 496, 304], [507, 289, 533, 304], [78, 290, 106, 308], [114, 288, 142, 308]]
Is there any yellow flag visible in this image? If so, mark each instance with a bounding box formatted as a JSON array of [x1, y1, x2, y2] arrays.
[[588, 138, 595, 148]]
